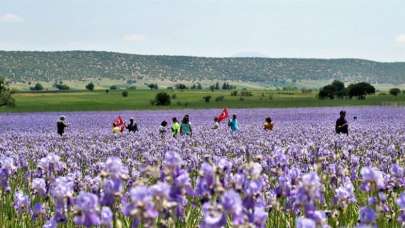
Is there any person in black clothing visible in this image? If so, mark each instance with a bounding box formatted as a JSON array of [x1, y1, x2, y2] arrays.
[[57, 116, 68, 136], [335, 111, 348, 135], [126, 118, 138, 133]]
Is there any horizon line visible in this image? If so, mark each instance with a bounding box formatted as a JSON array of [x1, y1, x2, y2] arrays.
[[0, 49, 404, 63]]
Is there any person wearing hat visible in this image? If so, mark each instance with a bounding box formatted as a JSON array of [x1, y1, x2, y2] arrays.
[[335, 110, 348, 135], [57, 116, 68, 136], [126, 117, 138, 133]]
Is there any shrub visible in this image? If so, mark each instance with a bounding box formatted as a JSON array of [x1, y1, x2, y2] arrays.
[[110, 85, 118, 90], [0, 77, 15, 107], [230, 91, 238, 96], [147, 83, 158, 90], [154, 92, 171, 106], [172, 94, 177, 99], [175, 83, 188, 90], [215, 96, 225, 102], [240, 90, 253, 97], [203, 95, 211, 103], [86, 82, 95, 91], [54, 83, 70, 91], [389, 88, 401, 96], [105, 89, 109, 94], [122, 90, 128, 97], [30, 83, 44, 91]]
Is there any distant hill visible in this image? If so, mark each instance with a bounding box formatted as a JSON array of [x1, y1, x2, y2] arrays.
[[1, 51, 405, 85]]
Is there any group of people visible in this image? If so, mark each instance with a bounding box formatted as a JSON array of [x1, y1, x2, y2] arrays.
[[56, 110, 349, 137], [158, 115, 192, 137]]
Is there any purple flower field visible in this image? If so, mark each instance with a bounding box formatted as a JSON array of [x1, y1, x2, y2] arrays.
[[0, 106, 405, 227]]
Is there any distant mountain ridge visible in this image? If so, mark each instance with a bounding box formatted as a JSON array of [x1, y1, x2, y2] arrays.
[[0, 50, 404, 85]]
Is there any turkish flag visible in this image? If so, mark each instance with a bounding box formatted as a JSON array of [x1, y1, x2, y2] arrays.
[[217, 108, 229, 122], [114, 116, 125, 132]]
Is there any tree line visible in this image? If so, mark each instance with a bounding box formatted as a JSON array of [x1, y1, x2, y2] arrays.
[[318, 80, 376, 99]]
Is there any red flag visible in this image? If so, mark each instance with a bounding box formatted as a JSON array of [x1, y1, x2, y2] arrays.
[[114, 116, 125, 132], [217, 108, 229, 122]]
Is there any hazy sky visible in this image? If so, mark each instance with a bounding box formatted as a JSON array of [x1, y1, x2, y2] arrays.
[[1, 0, 405, 61]]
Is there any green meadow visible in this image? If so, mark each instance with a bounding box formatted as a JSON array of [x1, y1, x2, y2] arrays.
[[1, 89, 405, 113]]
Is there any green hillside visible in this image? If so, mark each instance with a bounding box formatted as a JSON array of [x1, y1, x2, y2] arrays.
[[1, 51, 405, 85]]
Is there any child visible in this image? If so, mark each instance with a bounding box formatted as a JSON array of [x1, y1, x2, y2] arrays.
[[212, 117, 220, 129], [159, 120, 168, 136], [112, 123, 122, 134], [180, 115, 192, 136], [263, 117, 273, 131], [171, 117, 180, 137], [228, 114, 239, 132]]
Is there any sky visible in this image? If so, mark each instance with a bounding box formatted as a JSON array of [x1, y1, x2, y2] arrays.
[[1, 0, 405, 61]]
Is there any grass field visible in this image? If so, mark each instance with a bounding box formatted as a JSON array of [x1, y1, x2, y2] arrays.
[[1, 89, 405, 113]]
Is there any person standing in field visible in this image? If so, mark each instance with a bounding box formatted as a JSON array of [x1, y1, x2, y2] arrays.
[[126, 117, 138, 133], [336, 110, 349, 135], [159, 120, 168, 137], [57, 116, 68, 136], [263, 117, 273, 131], [228, 114, 239, 132], [171, 117, 181, 137], [180, 115, 192, 136]]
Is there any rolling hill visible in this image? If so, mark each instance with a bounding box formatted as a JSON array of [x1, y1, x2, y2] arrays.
[[1, 51, 405, 86]]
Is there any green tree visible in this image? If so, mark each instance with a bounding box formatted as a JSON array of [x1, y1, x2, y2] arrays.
[[154, 92, 171, 105], [54, 82, 70, 90], [202, 95, 211, 103], [347, 82, 375, 99], [122, 90, 128, 97], [0, 77, 15, 107], [389, 88, 401, 96], [319, 85, 336, 99], [86, 82, 95, 91], [30, 83, 44, 91], [331, 80, 345, 92], [175, 83, 188, 90], [147, 83, 158, 90]]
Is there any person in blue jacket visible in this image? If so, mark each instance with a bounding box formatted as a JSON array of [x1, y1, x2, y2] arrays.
[[228, 114, 239, 132]]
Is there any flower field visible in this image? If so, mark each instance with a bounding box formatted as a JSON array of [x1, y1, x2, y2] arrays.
[[0, 107, 405, 227]]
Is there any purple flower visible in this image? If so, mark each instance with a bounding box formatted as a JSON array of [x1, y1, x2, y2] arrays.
[[359, 207, 376, 224], [397, 192, 405, 209], [13, 191, 30, 214], [296, 217, 316, 228], [38, 153, 66, 176], [102, 157, 128, 179], [100, 206, 113, 228], [121, 185, 158, 226], [74, 192, 101, 227], [164, 151, 183, 168], [32, 178, 47, 196], [335, 177, 356, 208], [360, 167, 385, 191], [201, 202, 226, 228], [32, 202, 45, 219]]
